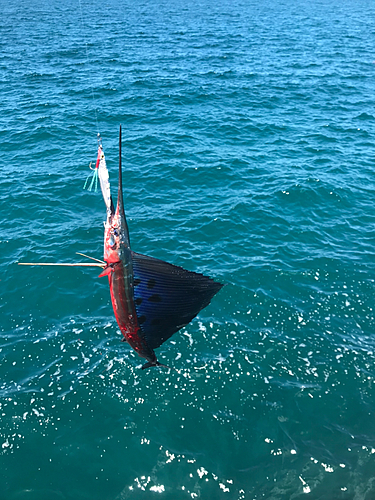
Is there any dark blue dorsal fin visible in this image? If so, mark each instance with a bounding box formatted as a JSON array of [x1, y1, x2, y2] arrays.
[[132, 252, 223, 350]]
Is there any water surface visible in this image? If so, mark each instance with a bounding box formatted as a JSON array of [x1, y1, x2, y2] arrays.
[[1, 0, 375, 498]]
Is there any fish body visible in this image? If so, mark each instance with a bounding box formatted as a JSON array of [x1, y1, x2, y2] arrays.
[[98, 127, 158, 367], [98, 126, 223, 369]]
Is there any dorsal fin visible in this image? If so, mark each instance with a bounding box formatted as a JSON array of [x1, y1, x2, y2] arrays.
[[131, 252, 223, 350]]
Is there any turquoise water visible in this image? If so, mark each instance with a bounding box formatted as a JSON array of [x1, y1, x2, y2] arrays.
[[1, 0, 375, 498]]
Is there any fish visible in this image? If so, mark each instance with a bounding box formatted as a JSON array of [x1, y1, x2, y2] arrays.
[[97, 126, 223, 369]]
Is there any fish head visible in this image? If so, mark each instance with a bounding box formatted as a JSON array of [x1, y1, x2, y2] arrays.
[[103, 125, 131, 265]]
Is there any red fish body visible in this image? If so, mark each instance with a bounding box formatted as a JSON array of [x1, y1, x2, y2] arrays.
[[98, 128, 159, 368]]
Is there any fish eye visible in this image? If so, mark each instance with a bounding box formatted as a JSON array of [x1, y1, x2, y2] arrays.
[[113, 228, 119, 237], [109, 234, 116, 248]]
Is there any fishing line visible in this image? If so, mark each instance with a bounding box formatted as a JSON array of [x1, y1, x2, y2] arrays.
[[77, 0, 107, 192], [77, 0, 101, 137]]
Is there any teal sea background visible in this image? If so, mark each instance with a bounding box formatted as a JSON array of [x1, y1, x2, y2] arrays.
[[1, 0, 375, 498]]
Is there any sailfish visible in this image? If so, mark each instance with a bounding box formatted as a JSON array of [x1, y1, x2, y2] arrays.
[[20, 127, 223, 369], [97, 126, 223, 369]]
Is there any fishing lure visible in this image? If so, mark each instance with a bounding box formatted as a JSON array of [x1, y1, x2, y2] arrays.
[[83, 135, 113, 213]]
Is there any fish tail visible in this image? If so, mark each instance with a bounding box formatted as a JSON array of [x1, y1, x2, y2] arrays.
[[141, 360, 178, 372]]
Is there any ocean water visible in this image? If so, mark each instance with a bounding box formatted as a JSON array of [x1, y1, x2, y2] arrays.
[[1, 0, 375, 498]]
